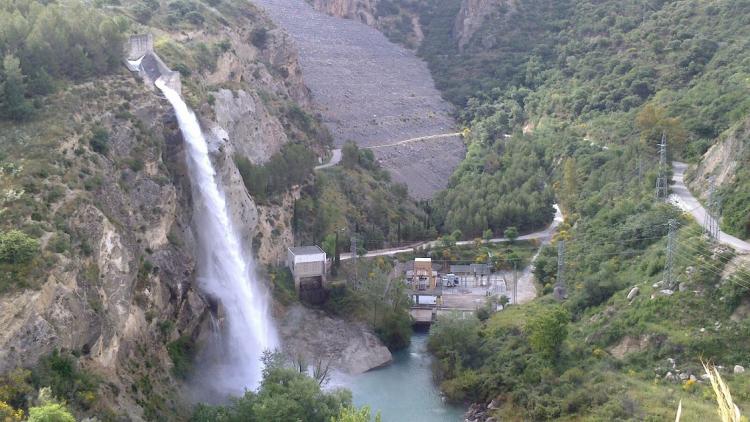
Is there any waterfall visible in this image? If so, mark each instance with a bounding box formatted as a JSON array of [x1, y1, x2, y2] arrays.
[[155, 79, 278, 392]]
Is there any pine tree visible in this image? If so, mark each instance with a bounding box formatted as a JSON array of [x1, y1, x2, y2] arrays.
[[0, 54, 33, 121]]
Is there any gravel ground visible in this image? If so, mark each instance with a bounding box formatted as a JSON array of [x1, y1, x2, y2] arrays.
[[252, 0, 465, 198]]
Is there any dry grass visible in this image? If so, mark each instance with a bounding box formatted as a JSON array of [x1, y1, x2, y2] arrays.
[[676, 363, 742, 422]]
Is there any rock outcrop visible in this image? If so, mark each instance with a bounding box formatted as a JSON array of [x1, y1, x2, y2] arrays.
[[688, 116, 750, 198], [0, 4, 326, 419], [311, 0, 378, 25], [0, 77, 210, 418], [453, 0, 516, 52], [278, 305, 392, 373]]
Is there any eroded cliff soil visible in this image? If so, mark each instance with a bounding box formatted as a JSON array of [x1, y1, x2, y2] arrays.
[[253, 0, 465, 199]]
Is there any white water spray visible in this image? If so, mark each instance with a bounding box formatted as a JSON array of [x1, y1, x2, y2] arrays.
[[156, 79, 278, 392]]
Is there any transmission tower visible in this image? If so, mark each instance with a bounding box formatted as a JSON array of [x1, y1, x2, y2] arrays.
[[655, 133, 669, 200], [704, 177, 721, 241], [554, 240, 567, 301], [664, 219, 677, 290]]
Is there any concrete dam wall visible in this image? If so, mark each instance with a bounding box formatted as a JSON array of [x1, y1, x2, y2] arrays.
[[125, 34, 182, 94]]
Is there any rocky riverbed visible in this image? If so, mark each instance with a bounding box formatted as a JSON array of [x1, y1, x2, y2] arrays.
[[252, 0, 465, 198]]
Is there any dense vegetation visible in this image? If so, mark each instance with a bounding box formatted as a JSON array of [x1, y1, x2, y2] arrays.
[[295, 142, 434, 251], [387, 0, 750, 419], [324, 257, 413, 351], [191, 351, 375, 422], [0, 0, 124, 121]]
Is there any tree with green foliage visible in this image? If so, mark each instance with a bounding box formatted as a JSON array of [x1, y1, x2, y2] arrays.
[[27, 402, 75, 422], [0, 230, 39, 265], [192, 351, 351, 422], [526, 305, 569, 361], [331, 405, 382, 422], [0, 54, 33, 121], [504, 226, 518, 243], [482, 228, 493, 241], [561, 158, 578, 214], [340, 141, 359, 169]]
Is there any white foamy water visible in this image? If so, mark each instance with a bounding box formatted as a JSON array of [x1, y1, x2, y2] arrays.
[[156, 79, 278, 392]]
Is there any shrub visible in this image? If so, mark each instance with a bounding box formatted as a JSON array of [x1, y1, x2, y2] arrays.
[[375, 311, 412, 351], [167, 336, 196, 379], [526, 305, 570, 361], [88, 127, 109, 155], [0, 230, 39, 264], [251, 27, 268, 49], [31, 351, 98, 410]]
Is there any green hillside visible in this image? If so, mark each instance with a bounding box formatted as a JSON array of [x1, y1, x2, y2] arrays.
[[404, 0, 750, 419]]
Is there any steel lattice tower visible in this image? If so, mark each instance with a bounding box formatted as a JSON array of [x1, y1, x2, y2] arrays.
[[655, 134, 669, 200], [704, 177, 721, 241]]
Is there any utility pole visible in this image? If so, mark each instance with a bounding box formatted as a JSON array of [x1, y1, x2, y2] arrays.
[[655, 133, 669, 200], [665, 219, 677, 290], [350, 236, 358, 289], [704, 177, 721, 241], [554, 240, 567, 301], [512, 261, 518, 305]]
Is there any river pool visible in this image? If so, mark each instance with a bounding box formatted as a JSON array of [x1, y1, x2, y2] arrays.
[[332, 331, 465, 422]]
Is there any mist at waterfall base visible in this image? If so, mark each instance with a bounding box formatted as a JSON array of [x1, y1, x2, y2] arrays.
[[156, 79, 279, 396]]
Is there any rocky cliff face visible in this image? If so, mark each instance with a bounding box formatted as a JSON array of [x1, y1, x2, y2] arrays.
[[0, 76, 210, 418], [453, 0, 515, 51], [688, 117, 750, 199], [311, 0, 378, 25], [1, 3, 394, 418]]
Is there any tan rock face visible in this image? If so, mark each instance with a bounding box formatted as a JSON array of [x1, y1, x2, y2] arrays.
[[213, 89, 288, 165], [311, 0, 377, 25], [0, 80, 212, 417], [688, 117, 750, 198], [453, 0, 516, 51]]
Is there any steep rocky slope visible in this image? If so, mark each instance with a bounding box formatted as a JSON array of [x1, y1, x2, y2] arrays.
[[688, 117, 750, 198], [453, 0, 515, 51], [254, 0, 465, 199], [0, 1, 391, 419]]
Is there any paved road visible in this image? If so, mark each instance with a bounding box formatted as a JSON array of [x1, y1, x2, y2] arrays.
[[314, 148, 341, 170], [341, 205, 563, 261], [368, 132, 464, 150], [669, 161, 750, 253]]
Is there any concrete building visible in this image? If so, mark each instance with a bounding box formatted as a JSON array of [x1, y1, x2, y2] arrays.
[[406, 258, 442, 306], [287, 246, 327, 292]]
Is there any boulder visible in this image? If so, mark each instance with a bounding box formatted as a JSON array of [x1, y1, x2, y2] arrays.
[[627, 286, 640, 300], [679, 372, 689, 381], [659, 289, 674, 296], [734, 365, 745, 374]]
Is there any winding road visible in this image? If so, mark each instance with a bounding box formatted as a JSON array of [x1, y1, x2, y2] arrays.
[[669, 161, 750, 253]]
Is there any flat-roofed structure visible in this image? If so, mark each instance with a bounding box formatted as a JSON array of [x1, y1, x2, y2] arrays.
[[406, 257, 442, 307], [287, 246, 327, 293]]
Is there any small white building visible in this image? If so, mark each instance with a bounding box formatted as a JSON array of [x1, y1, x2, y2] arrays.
[[287, 246, 327, 292]]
